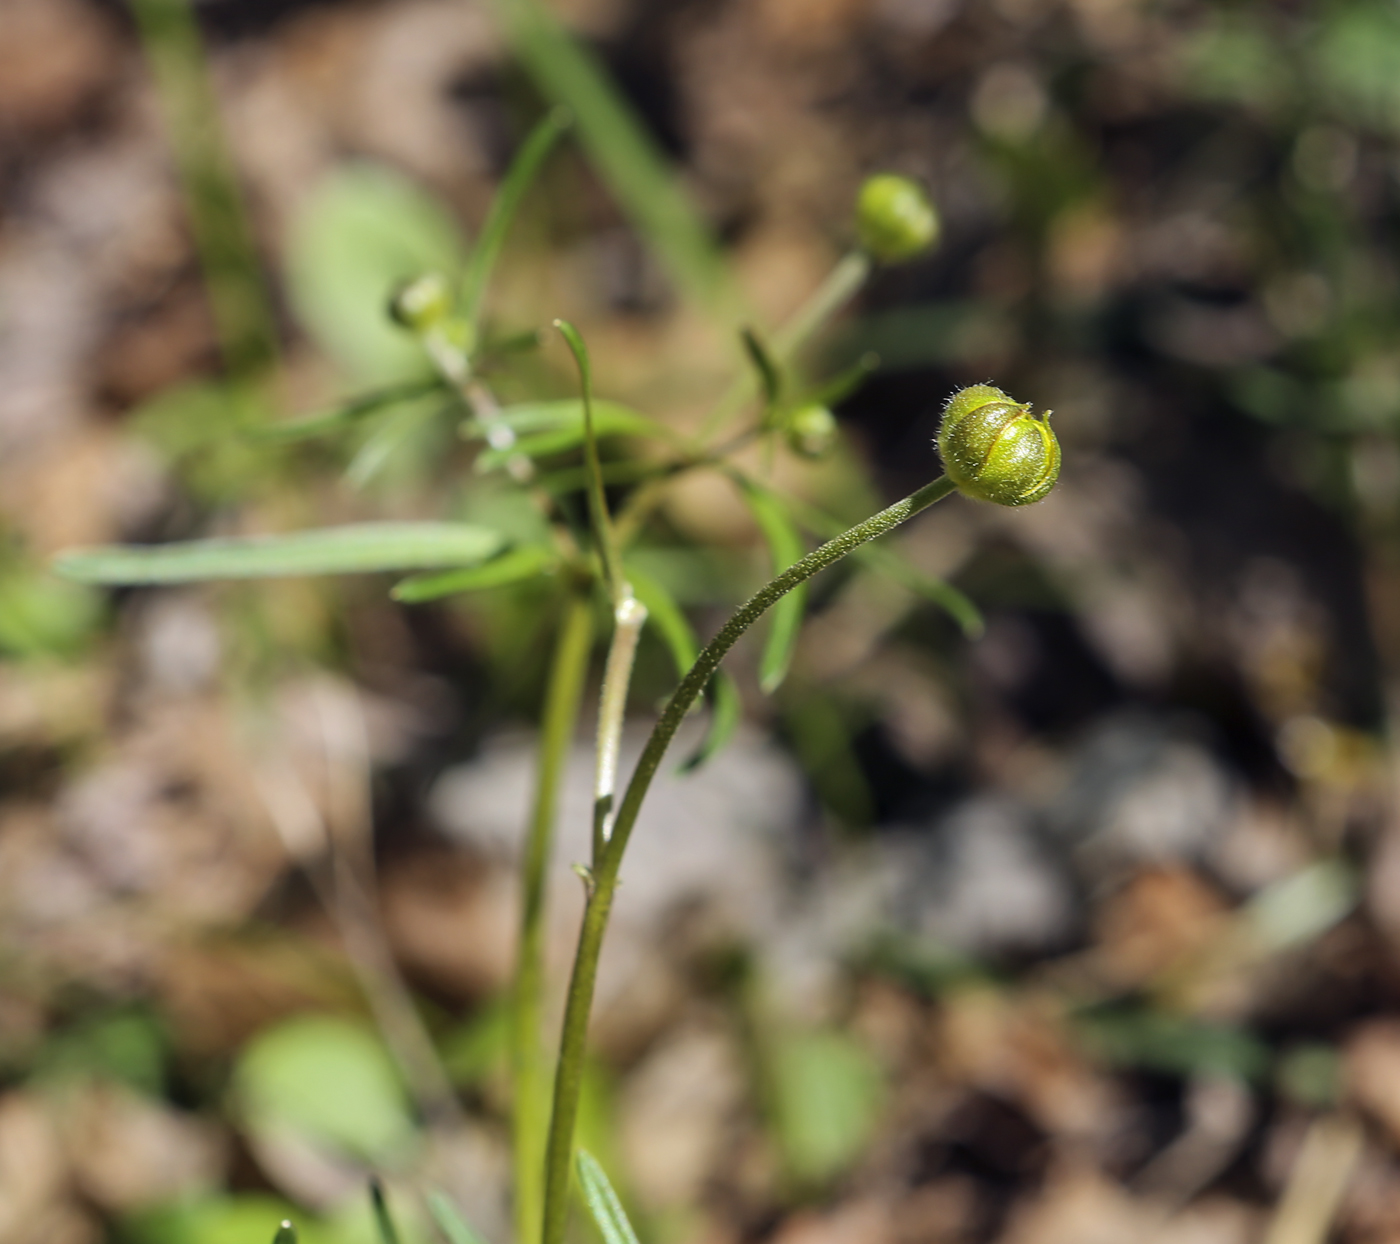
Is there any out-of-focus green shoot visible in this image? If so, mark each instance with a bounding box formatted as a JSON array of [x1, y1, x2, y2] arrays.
[[127, 0, 278, 387]]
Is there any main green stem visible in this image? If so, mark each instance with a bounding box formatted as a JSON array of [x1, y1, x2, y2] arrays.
[[539, 473, 958, 1244], [513, 590, 594, 1244]]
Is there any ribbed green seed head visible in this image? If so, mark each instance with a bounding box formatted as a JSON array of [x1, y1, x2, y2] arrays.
[[937, 384, 1060, 506], [856, 174, 940, 264]]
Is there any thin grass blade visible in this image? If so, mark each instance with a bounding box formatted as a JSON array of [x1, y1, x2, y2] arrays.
[[460, 108, 572, 328], [576, 1150, 641, 1244], [393, 545, 556, 602], [56, 523, 504, 584], [485, 0, 732, 311]]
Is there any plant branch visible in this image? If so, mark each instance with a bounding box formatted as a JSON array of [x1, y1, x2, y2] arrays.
[[540, 472, 958, 1244], [512, 589, 595, 1244]]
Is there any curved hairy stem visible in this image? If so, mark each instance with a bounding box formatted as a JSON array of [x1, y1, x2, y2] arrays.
[[540, 472, 957, 1244]]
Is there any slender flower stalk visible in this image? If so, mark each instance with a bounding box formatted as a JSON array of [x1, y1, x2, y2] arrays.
[[513, 590, 594, 1244], [540, 473, 959, 1244]]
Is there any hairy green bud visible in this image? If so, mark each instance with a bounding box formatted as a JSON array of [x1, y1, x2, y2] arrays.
[[784, 403, 838, 458], [937, 384, 1059, 506], [388, 273, 453, 332], [855, 174, 940, 263]]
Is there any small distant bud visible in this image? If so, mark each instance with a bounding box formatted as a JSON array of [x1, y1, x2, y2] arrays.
[[937, 383, 1059, 506], [784, 404, 838, 458], [855, 174, 940, 264], [388, 273, 453, 332]]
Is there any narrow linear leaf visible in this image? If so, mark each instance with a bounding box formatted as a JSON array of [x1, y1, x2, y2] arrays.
[[427, 1191, 490, 1244], [253, 379, 445, 444], [554, 320, 624, 602], [369, 1180, 400, 1244], [682, 671, 741, 772], [576, 1150, 641, 1244], [853, 543, 983, 638], [485, 0, 732, 310], [461, 108, 572, 327], [464, 400, 671, 443], [393, 545, 556, 602], [804, 352, 880, 410], [272, 1220, 298, 1244], [535, 460, 662, 496], [56, 523, 504, 584], [625, 563, 698, 688], [738, 482, 807, 694], [741, 327, 782, 411]]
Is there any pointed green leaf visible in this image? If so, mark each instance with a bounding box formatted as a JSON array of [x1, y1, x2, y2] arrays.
[[804, 352, 879, 410], [741, 327, 782, 412], [576, 1150, 641, 1244], [272, 1220, 298, 1244], [55, 523, 504, 584], [460, 109, 572, 327], [555, 320, 625, 603], [738, 483, 807, 694], [427, 1192, 490, 1244], [393, 545, 556, 602], [682, 671, 741, 772]]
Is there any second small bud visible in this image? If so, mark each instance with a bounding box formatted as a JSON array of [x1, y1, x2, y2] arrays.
[[856, 174, 940, 264]]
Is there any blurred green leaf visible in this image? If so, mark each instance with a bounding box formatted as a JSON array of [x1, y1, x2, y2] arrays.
[[287, 164, 464, 382], [1314, 3, 1400, 134], [56, 523, 504, 585], [737, 482, 807, 694], [393, 545, 557, 602], [468, 400, 672, 471], [1076, 1006, 1269, 1083], [255, 381, 447, 445], [370, 1181, 401, 1244], [484, 0, 733, 310], [1179, 12, 1287, 110], [233, 1015, 416, 1164], [33, 1008, 168, 1094], [741, 327, 783, 413], [131, 1197, 326, 1244], [767, 1030, 884, 1188], [461, 108, 572, 327], [625, 562, 699, 689], [426, 1192, 489, 1244], [576, 1150, 641, 1244], [272, 1220, 299, 1244], [1243, 859, 1357, 953], [440, 1000, 511, 1089], [0, 563, 101, 659], [681, 670, 741, 771]]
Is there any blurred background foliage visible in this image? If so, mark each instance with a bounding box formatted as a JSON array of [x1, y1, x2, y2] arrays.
[[6, 0, 1400, 1243]]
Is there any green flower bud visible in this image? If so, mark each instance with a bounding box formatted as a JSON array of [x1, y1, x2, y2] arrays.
[[784, 403, 838, 458], [388, 273, 453, 332], [855, 174, 940, 263], [937, 384, 1060, 506]]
